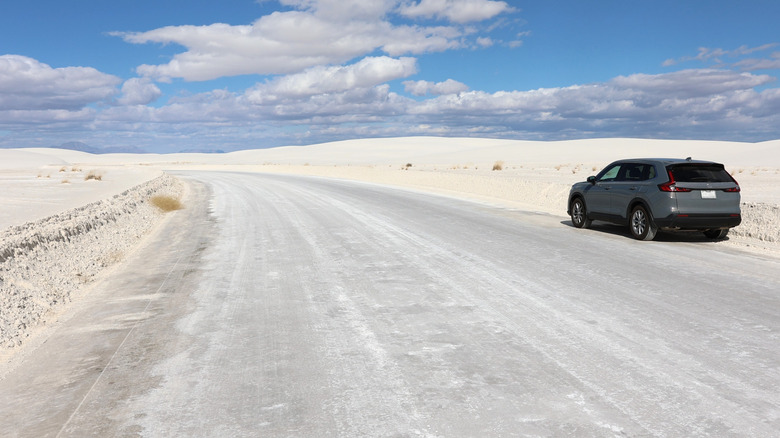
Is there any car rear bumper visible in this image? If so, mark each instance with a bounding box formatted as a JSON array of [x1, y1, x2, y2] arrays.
[[654, 213, 741, 230]]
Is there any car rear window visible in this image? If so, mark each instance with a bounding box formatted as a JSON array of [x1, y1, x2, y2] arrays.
[[668, 164, 733, 183]]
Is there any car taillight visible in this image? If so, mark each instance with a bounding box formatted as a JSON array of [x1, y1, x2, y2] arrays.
[[658, 170, 692, 192], [724, 175, 740, 192]]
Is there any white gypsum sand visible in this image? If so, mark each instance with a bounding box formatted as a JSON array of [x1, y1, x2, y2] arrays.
[[0, 137, 778, 355], [0, 155, 182, 352]]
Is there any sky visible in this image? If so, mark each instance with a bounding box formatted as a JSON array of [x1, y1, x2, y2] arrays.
[[1, 0, 779, 153]]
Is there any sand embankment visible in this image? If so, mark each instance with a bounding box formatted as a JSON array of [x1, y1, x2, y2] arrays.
[[0, 174, 182, 350]]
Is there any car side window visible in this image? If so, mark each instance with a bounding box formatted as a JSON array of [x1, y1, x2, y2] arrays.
[[597, 164, 621, 182], [622, 163, 645, 181]]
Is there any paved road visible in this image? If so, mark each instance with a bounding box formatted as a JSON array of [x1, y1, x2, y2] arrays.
[[1, 172, 778, 437]]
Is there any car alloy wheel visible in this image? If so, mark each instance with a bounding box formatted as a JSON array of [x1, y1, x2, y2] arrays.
[[570, 198, 591, 228], [630, 205, 657, 241]]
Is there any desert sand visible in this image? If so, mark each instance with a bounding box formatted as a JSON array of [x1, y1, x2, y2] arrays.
[[1, 137, 779, 352]]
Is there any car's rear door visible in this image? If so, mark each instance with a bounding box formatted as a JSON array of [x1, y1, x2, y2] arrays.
[[609, 162, 655, 218]]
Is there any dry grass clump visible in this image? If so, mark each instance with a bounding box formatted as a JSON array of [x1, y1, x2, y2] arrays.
[[84, 171, 102, 181], [492, 160, 504, 171], [150, 195, 183, 212]]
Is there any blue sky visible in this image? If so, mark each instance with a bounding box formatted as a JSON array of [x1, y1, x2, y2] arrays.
[[1, 0, 779, 153]]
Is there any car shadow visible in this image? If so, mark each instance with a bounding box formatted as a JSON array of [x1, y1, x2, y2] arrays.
[[560, 220, 731, 243]]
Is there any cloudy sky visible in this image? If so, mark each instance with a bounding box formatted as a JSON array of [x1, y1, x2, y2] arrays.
[[1, 0, 779, 153]]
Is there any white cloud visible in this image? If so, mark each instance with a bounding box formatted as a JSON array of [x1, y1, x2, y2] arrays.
[[398, 0, 512, 23], [117, 78, 162, 106], [403, 79, 469, 96], [4, 54, 779, 150], [246, 56, 418, 104], [476, 37, 493, 47], [402, 69, 780, 138], [735, 51, 780, 71], [118, 4, 465, 81], [137, 68, 780, 142], [0, 55, 120, 110], [663, 43, 780, 67], [278, 0, 398, 20], [609, 69, 774, 99]]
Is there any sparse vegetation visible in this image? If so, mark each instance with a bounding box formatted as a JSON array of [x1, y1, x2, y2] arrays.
[[59, 166, 67, 172], [84, 171, 102, 181], [61, 179, 70, 184], [492, 161, 504, 171], [150, 195, 183, 212]]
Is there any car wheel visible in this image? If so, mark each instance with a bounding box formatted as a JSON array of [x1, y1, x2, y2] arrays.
[[703, 228, 729, 239], [630, 205, 657, 241], [570, 197, 591, 229]]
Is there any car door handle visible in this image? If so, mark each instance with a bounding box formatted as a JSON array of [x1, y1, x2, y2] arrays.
[[630, 186, 638, 190]]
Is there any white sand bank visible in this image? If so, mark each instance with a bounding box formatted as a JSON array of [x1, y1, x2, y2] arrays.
[[0, 174, 182, 351]]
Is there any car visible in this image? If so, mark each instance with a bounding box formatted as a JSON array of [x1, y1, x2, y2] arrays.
[[567, 158, 741, 240]]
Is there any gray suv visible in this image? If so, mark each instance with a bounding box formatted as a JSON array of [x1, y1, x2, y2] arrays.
[[567, 158, 741, 240]]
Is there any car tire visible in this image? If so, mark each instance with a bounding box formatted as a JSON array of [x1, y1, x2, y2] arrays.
[[570, 197, 592, 229], [630, 205, 657, 241], [703, 228, 729, 239]]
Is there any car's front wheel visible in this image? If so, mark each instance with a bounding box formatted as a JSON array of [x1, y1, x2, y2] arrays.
[[630, 205, 657, 241], [570, 197, 591, 229]]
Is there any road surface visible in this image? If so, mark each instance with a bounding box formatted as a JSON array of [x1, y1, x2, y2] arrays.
[[1, 172, 778, 437]]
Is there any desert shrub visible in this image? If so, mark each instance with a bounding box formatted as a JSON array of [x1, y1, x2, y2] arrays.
[[150, 195, 183, 212], [492, 161, 504, 171], [84, 171, 102, 181]]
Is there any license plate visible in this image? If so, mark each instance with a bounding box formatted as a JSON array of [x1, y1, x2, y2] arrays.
[[701, 190, 717, 199]]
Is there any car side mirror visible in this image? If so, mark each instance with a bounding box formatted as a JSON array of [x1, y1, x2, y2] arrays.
[[587, 176, 597, 184]]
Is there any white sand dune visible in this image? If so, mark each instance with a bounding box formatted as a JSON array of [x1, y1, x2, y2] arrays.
[[1, 136, 779, 352]]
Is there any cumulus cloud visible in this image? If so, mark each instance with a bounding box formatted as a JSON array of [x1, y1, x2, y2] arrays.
[[117, 78, 162, 106], [0, 55, 120, 110], [402, 69, 780, 140], [115, 0, 511, 81], [246, 56, 418, 103], [398, 0, 513, 23], [123, 67, 780, 143], [120, 18, 455, 82], [610, 69, 774, 99], [403, 78, 469, 96], [278, 0, 398, 20], [4, 50, 779, 150]]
